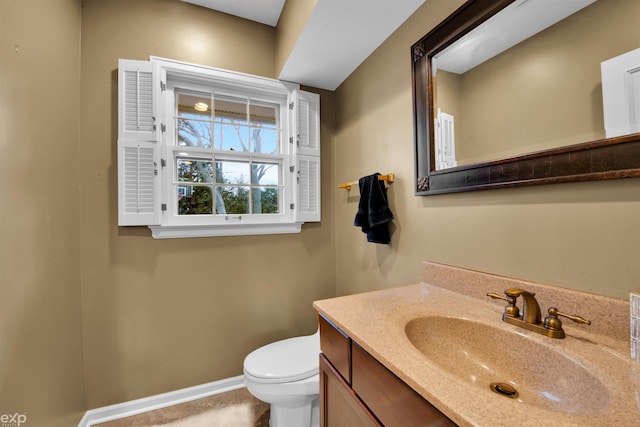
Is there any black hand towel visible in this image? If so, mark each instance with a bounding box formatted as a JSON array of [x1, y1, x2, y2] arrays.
[[354, 173, 394, 244]]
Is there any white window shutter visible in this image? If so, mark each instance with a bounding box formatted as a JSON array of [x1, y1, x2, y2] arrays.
[[118, 58, 161, 226], [296, 154, 321, 222], [117, 139, 161, 226], [294, 90, 321, 222], [295, 90, 320, 156], [118, 59, 157, 141]]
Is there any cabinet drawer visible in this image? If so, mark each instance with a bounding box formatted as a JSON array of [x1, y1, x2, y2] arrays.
[[351, 342, 456, 427], [319, 314, 351, 382]]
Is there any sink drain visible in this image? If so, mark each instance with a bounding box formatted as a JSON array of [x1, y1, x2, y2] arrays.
[[490, 382, 519, 399]]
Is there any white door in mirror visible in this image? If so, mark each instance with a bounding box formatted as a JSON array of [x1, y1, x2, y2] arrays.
[[435, 109, 457, 170], [601, 47, 640, 138]]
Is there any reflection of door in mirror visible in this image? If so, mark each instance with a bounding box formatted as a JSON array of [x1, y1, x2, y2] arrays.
[[601, 48, 640, 138], [435, 109, 456, 170]]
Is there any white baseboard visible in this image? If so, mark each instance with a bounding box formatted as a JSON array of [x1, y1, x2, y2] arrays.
[[78, 375, 245, 427]]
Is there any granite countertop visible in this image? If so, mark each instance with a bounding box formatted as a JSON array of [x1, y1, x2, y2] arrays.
[[313, 262, 640, 427]]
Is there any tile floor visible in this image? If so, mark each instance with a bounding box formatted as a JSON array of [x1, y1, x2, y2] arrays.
[[94, 387, 269, 427]]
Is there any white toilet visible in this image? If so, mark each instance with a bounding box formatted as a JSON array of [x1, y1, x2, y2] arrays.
[[243, 330, 320, 427]]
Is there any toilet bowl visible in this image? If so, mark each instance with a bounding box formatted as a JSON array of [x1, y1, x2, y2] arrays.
[[243, 330, 320, 427]]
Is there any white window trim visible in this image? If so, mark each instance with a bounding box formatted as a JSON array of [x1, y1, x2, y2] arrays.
[[117, 57, 320, 238], [148, 223, 302, 239]]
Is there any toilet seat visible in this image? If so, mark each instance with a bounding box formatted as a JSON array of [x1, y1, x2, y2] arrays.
[[244, 332, 320, 384]]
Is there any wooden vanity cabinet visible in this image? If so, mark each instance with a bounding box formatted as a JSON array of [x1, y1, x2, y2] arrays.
[[320, 354, 380, 427], [318, 314, 456, 427]]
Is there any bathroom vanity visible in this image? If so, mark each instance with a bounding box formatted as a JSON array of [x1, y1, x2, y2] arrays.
[[314, 262, 639, 426], [318, 314, 455, 426]]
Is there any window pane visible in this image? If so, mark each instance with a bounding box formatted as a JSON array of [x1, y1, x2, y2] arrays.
[[214, 122, 249, 151], [177, 159, 213, 182], [177, 93, 212, 148], [215, 97, 247, 124], [250, 103, 277, 127], [214, 97, 249, 151], [252, 188, 279, 214], [216, 161, 250, 185], [178, 118, 212, 147], [250, 103, 278, 153], [216, 186, 250, 214], [178, 93, 211, 118], [178, 185, 213, 215], [250, 128, 278, 153], [251, 163, 279, 185]]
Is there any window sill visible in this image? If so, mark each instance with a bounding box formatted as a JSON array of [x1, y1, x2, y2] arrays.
[[148, 223, 302, 239]]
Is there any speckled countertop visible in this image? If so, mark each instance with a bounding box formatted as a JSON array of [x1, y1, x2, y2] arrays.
[[313, 262, 640, 426]]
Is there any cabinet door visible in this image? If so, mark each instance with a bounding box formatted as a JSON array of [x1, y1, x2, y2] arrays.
[[320, 354, 381, 427], [351, 343, 456, 427]]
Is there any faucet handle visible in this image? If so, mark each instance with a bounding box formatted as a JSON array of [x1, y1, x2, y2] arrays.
[[544, 307, 592, 331], [486, 292, 520, 318]]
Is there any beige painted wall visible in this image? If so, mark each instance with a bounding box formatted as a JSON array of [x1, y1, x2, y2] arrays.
[[79, 0, 335, 408], [0, 0, 86, 425], [334, 0, 640, 300]]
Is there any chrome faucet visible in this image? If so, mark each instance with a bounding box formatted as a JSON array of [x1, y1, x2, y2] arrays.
[[487, 288, 591, 339]]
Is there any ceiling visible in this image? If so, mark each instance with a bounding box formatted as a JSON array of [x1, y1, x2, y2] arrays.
[[182, 0, 286, 26], [435, 0, 596, 74], [181, 0, 425, 90]]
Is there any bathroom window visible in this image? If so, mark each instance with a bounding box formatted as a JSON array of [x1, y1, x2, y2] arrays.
[[169, 90, 284, 219], [117, 57, 320, 238]]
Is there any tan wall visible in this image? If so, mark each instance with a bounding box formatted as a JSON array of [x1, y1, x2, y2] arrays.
[[276, 0, 317, 76], [455, 0, 640, 165], [80, 0, 335, 408], [0, 0, 86, 425], [334, 0, 640, 300]]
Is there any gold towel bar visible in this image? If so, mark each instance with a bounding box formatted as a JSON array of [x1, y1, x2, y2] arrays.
[[339, 173, 395, 191]]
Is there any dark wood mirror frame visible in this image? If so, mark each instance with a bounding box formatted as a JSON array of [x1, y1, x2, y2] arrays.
[[412, 0, 640, 195]]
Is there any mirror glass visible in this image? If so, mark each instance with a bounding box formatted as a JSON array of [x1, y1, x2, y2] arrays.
[[412, 0, 640, 194], [433, 0, 639, 170]]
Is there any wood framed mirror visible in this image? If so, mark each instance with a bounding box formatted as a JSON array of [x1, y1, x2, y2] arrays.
[[412, 0, 640, 195]]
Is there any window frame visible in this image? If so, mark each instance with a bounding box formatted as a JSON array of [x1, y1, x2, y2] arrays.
[[117, 57, 320, 238], [163, 79, 292, 226]]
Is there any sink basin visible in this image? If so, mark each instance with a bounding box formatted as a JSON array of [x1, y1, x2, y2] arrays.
[[405, 316, 610, 414]]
